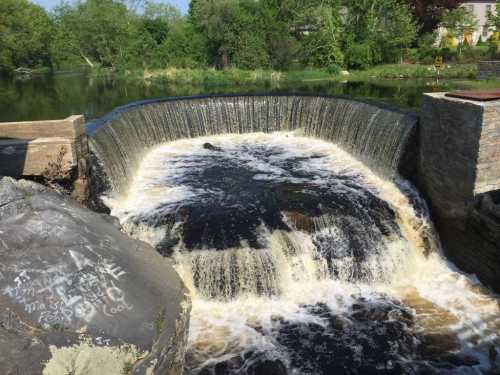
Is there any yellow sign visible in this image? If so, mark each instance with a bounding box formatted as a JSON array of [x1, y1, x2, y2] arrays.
[[435, 56, 444, 70]]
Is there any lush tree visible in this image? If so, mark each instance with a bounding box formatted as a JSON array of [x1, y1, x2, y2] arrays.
[[410, 0, 461, 33], [486, 2, 500, 54], [51, 0, 140, 69], [343, 0, 418, 68], [1, 0, 429, 73], [0, 0, 53, 73], [143, 0, 182, 44], [289, 0, 345, 68], [189, 0, 242, 68], [189, 0, 281, 69], [159, 19, 208, 68], [440, 6, 478, 54]]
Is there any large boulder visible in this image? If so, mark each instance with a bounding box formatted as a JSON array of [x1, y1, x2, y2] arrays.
[[0, 177, 190, 374]]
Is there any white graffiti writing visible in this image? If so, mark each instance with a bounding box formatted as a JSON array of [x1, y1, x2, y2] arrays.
[[2, 249, 133, 326]]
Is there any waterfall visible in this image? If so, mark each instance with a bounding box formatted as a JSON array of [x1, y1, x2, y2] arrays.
[[104, 132, 500, 374], [91, 97, 499, 374], [87, 95, 417, 200]]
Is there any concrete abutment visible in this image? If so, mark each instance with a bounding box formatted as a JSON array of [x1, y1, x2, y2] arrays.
[[417, 92, 500, 292], [0, 115, 90, 203]]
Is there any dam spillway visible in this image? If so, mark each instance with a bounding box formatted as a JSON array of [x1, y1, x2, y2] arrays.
[[87, 95, 417, 198], [87, 95, 500, 374]]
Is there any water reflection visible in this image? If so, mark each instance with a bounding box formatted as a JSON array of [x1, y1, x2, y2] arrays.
[[0, 72, 474, 122]]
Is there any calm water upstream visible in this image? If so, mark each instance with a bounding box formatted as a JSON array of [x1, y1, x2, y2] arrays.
[[0, 72, 485, 122]]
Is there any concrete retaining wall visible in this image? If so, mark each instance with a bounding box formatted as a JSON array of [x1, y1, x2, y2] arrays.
[[478, 60, 500, 79], [418, 93, 500, 292], [0, 115, 89, 202]]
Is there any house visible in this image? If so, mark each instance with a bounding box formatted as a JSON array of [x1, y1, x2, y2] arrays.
[[438, 0, 497, 45], [463, 0, 497, 44]]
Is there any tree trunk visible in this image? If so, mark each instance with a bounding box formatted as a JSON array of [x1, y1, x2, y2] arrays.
[[222, 50, 229, 69], [81, 52, 95, 68]]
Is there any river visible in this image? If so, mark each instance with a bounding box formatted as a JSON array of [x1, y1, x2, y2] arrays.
[[0, 72, 486, 122]]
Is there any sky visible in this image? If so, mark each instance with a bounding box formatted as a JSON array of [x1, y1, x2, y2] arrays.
[[32, 0, 190, 14]]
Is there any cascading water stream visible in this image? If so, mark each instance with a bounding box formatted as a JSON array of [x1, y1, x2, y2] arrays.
[[104, 132, 500, 375], [88, 95, 417, 199]]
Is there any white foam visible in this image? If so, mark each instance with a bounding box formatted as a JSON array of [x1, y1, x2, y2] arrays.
[[107, 131, 500, 371]]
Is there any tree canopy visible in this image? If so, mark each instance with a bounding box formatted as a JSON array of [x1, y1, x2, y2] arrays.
[[0, 0, 53, 73], [0, 0, 456, 74]]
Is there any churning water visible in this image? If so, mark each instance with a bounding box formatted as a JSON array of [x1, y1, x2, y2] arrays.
[[106, 132, 500, 374]]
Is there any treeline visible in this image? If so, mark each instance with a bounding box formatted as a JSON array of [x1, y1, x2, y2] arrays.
[[0, 0, 466, 74]]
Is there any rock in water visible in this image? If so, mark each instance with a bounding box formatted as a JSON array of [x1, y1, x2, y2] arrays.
[[202, 142, 222, 152], [0, 177, 190, 375]]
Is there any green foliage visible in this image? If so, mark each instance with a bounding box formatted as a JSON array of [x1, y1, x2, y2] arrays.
[[487, 2, 500, 32], [439, 6, 478, 55], [142, 1, 181, 45], [487, 3, 500, 56], [327, 64, 342, 75], [235, 32, 270, 69], [0, 0, 53, 73], [51, 0, 140, 69], [345, 43, 378, 70], [343, 0, 418, 67], [1, 0, 478, 74], [160, 20, 208, 68], [278, 0, 345, 68], [348, 63, 477, 80], [189, 0, 242, 68]]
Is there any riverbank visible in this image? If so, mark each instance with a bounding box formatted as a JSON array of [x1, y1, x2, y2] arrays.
[[126, 64, 478, 85], [2, 66, 499, 122]]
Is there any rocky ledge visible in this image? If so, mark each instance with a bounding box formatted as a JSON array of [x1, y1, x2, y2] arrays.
[[0, 177, 190, 374]]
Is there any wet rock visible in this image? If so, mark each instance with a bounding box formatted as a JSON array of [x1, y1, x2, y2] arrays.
[[195, 353, 287, 375], [247, 359, 287, 375], [0, 177, 190, 375], [272, 300, 421, 374], [203, 143, 222, 152], [286, 211, 314, 232]]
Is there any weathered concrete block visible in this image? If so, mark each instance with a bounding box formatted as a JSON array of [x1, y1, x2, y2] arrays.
[[418, 93, 500, 292], [0, 115, 85, 140], [418, 93, 500, 218], [0, 177, 190, 374], [0, 137, 76, 177], [0, 115, 90, 202]]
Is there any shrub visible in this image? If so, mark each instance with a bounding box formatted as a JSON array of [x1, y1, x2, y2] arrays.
[[327, 64, 342, 75], [438, 47, 458, 62], [405, 48, 420, 64], [345, 43, 378, 70], [461, 45, 490, 62]]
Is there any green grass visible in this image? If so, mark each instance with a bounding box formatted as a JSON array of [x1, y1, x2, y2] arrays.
[[347, 64, 477, 80], [284, 69, 335, 82], [132, 68, 280, 86], [129, 67, 338, 86], [127, 64, 478, 86]]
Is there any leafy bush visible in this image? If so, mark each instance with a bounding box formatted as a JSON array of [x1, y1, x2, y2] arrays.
[[345, 43, 378, 70], [405, 48, 420, 64], [327, 64, 342, 75], [461, 45, 490, 62]]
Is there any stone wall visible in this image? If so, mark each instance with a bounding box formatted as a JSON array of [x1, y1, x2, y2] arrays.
[[417, 93, 500, 292], [478, 60, 500, 79]]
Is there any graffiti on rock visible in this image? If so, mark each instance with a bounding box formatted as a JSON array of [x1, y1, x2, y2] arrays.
[[2, 248, 133, 326]]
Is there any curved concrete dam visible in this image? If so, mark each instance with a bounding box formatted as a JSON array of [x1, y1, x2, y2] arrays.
[[87, 95, 500, 374]]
